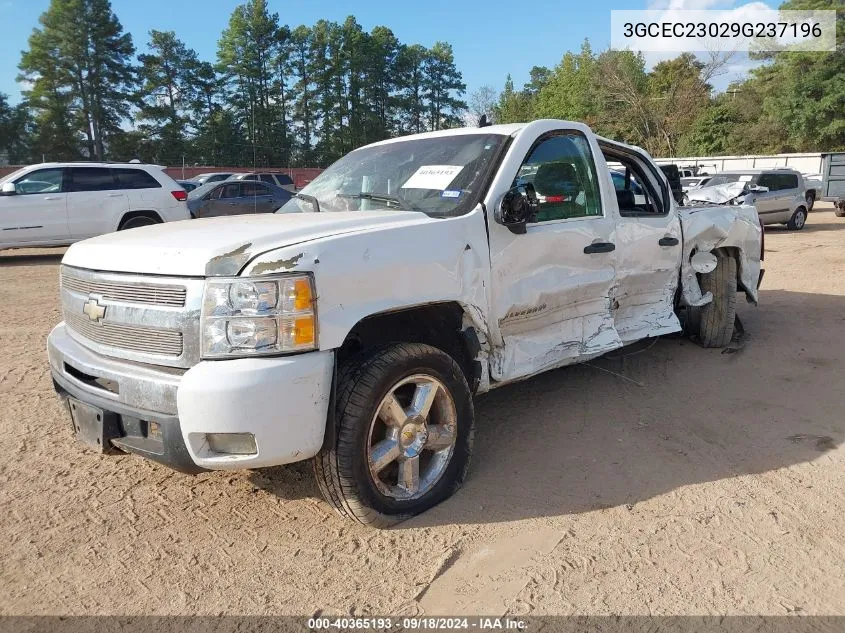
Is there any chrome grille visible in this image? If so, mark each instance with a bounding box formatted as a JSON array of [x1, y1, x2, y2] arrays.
[[61, 271, 186, 307], [60, 265, 203, 368], [65, 310, 183, 357]]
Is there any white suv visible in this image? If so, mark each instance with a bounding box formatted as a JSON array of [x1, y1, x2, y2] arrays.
[[0, 162, 191, 249]]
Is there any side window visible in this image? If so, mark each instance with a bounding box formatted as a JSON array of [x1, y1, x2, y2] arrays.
[[275, 174, 293, 186], [781, 173, 798, 190], [220, 184, 242, 199], [113, 168, 161, 190], [13, 168, 65, 195], [242, 174, 258, 181], [513, 132, 602, 222], [69, 168, 116, 192], [605, 160, 662, 215], [259, 174, 275, 184], [241, 182, 267, 197], [757, 173, 777, 190]]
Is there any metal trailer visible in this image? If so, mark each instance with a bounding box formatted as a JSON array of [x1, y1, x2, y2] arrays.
[[821, 152, 845, 217]]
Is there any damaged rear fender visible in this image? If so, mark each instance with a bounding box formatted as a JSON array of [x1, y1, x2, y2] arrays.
[[679, 205, 762, 308]]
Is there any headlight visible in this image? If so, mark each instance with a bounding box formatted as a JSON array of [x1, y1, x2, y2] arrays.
[[201, 274, 317, 358]]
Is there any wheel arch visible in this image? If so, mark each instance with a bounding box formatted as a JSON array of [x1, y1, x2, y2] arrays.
[[334, 301, 485, 396], [117, 210, 163, 230]]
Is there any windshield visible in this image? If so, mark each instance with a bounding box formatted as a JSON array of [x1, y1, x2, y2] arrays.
[[704, 174, 751, 187], [278, 133, 506, 217]]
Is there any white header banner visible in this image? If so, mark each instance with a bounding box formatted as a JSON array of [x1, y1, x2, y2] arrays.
[[610, 9, 836, 53]]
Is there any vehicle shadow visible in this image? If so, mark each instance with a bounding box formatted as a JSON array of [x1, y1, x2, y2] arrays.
[[0, 249, 66, 267], [798, 222, 845, 233], [254, 289, 844, 527]]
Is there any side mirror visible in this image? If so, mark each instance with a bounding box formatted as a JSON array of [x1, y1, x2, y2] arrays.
[[495, 184, 539, 235], [1, 182, 16, 196]]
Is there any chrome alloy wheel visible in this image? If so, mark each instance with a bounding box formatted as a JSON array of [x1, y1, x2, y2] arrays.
[[366, 374, 458, 500]]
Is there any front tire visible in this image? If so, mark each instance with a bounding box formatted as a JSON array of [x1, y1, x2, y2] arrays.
[[805, 191, 815, 211], [787, 206, 807, 231], [687, 250, 737, 348], [314, 343, 474, 527]]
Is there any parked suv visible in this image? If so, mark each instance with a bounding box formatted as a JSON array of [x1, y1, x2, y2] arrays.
[[688, 168, 808, 230], [189, 172, 235, 185], [228, 172, 296, 192], [0, 163, 191, 249]]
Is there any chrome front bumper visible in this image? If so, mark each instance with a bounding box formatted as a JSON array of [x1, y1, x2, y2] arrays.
[[48, 323, 183, 415], [48, 322, 335, 472]]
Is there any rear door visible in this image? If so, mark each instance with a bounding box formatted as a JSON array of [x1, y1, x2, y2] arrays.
[[600, 141, 682, 343], [66, 167, 128, 238], [0, 167, 69, 244], [240, 181, 276, 213]]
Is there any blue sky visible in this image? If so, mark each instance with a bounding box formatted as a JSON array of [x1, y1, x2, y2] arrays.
[[0, 0, 774, 105]]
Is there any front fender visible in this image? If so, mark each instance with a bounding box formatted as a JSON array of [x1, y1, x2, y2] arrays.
[[239, 207, 493, 352]]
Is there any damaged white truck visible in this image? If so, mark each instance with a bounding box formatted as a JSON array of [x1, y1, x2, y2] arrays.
[[47, 120, 763, 526]]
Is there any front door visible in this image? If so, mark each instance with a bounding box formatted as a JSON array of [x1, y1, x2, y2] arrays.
[[485, 125, 622, 383], [0, 167, 69, 245], [205, 182, 243, 217], [753, 173, 791, 223]]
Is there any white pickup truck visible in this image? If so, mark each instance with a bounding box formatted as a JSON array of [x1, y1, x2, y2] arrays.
[[47, 120, 763, 526]]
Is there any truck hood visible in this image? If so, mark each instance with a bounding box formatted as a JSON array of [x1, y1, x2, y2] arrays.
[[62, 211, 434, 276]]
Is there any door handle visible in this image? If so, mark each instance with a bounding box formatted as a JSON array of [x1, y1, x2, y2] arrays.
[[658, 236, 679, 246], [107, 193, 123, 197], [583, 242, 616, 254], [43, 196, 61, 201]]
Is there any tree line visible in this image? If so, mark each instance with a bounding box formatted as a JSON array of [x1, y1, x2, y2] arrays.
[[1, 0, 841, 168], [487, 0, 844, 157], [1, 0, 466, 167]]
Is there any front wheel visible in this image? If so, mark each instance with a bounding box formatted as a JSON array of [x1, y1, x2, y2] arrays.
[[805, 191, 815, 211], [314, 343, 474, 527], [787, 206, 807, 231]]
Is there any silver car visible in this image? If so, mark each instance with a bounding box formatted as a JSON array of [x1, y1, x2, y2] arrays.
[[688, 168, 808, 230]]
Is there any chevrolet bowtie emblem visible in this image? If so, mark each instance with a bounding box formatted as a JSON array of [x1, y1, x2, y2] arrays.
[[82, 298, 106, 322]]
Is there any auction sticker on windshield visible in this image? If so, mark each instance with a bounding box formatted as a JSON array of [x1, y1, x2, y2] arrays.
[[402, 165, 464, 190]]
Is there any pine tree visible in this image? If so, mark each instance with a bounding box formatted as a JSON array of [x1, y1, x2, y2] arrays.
[[136, 30, 202, 163], [217, 0, 283, 166], [423, 42, 466, 130], [19, 0, 135, 160]]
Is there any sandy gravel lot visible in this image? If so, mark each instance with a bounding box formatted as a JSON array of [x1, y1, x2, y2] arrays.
[[1, 207, 844, 616]]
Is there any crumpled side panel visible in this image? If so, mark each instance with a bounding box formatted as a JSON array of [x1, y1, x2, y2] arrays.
[[679, 204, 762, 307]]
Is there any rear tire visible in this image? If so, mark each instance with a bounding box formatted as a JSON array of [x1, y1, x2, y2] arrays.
[[314, 343, 474, 528], [688, 251, 737, 348], [787, 206, 807, 231], [118, 214, 161, 230]]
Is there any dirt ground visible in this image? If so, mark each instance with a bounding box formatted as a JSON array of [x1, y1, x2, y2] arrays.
[[1, 205, 844, 617]]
